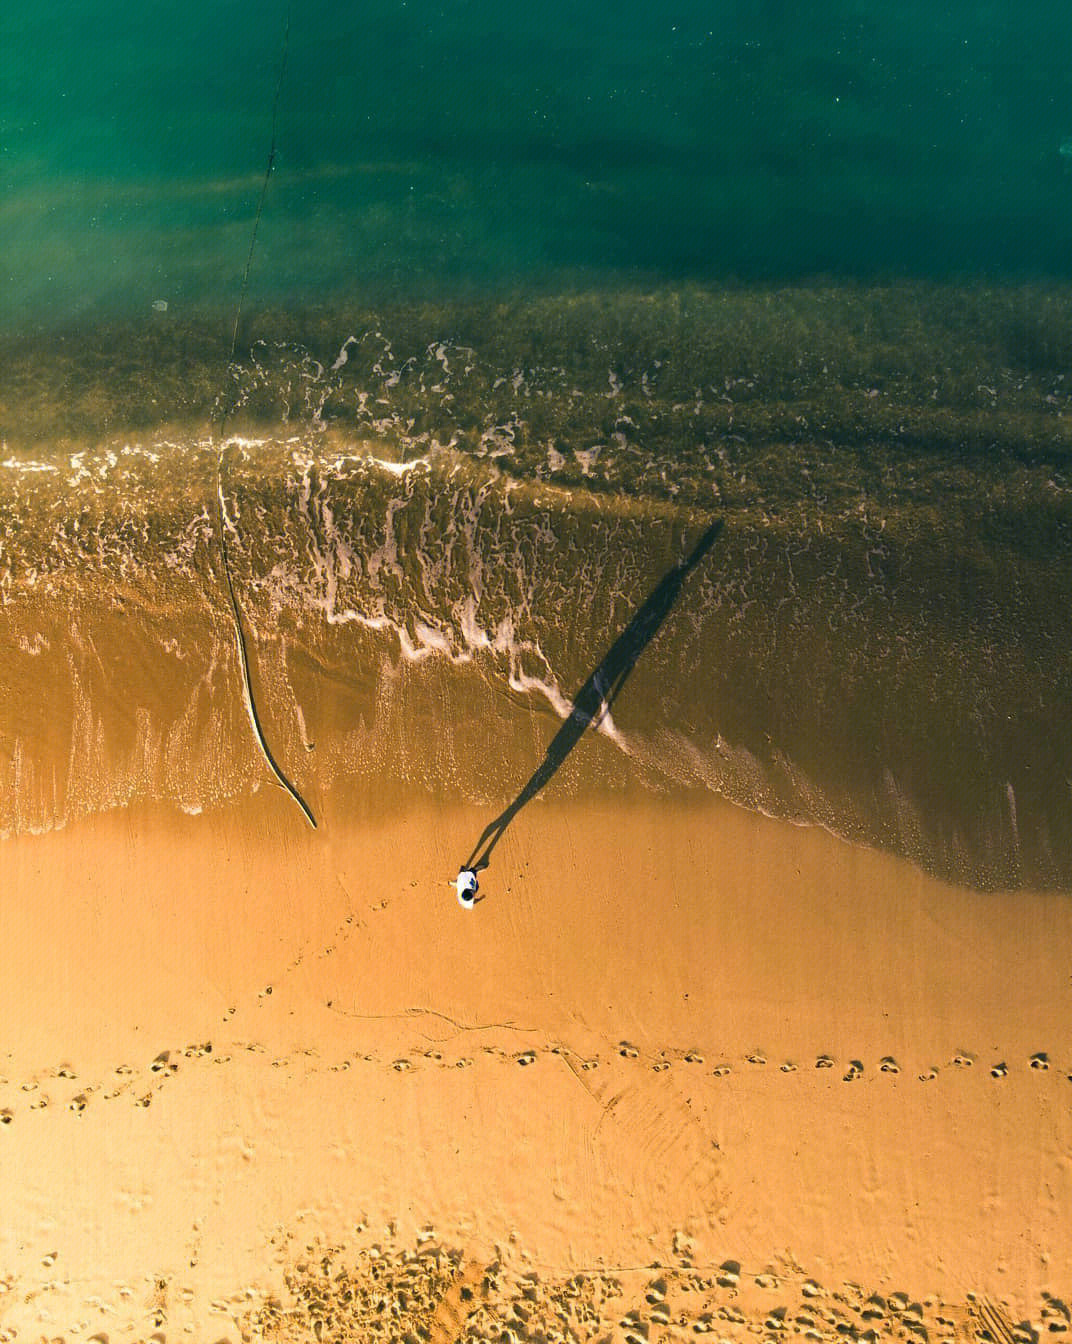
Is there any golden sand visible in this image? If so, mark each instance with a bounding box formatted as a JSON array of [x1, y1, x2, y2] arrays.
[[1, 786, 1069, 1339]]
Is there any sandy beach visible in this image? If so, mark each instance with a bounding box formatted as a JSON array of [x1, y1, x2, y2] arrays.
[[2, 783, 1069, 1340]]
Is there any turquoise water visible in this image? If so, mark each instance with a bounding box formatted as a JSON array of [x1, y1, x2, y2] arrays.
[[4, 2, 1072, 325]]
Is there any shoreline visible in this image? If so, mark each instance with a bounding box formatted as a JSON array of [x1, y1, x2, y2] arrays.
[[2, 281, 1070, 890], [0, 451, 1067, 891]]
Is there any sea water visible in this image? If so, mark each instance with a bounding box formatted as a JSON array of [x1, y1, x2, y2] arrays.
[[1, 2, 1071, 890]]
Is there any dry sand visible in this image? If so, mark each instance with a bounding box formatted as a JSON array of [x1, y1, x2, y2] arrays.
[[1, 784, 1070, 1341]]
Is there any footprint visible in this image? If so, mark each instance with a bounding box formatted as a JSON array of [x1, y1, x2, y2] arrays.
[[69, 1094, 88, 1115], [652, 1060, 671, 1073], [746, 1053, 767, 1066], [684, 1052, 704, 1064], [991, 1062, 1008, 1078], [815, 1055, 835, 1070], [392, 1059, 412, 1072], [780, 1062, 797, 1073], [712, 1064, 732, 1078], [952, 1052, 974, 1068], [1029, 1052, 1050, 1071], [580, 1058, 599, 1071], [150, 1052, 171, 1074], [919, 1068, 939, 1081], [842, 1060, 863, 1081], [879, 1057, 900, 1074], [456, 1058, 472, 1069], [0, 1109, 12, 1125], [516, 1052, 536, 1067], [619, 1042, 639, 1060]]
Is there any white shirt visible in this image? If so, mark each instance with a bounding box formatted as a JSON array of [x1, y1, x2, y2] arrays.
[[454, 869, 478, 907]]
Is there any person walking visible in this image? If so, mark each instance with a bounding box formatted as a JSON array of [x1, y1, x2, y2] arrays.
[[452, 868, 479, 908]]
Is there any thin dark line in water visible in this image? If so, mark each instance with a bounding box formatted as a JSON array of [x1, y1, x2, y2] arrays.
[[230, 6, 291, 360], [212, 7, 314, 830], [216, 454, 316, 829], [463, 517, 724, 877]]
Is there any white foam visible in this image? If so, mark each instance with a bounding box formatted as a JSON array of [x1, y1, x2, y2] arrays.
[[2, 458, 56, 473], [574, 445, 601, 476], [330, 336, 358, 372], [368, 455, 428, 477], [545, 441, 566, 472]]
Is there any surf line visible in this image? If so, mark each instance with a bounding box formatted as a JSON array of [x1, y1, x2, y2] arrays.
[[212, 5, 315, 830]]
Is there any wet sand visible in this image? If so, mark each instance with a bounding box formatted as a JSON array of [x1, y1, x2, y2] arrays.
[[1, 786, 1070, 1339], [4, 285, 1072, 887]]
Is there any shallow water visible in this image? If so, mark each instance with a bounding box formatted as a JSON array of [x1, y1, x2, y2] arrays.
[[1, 288, 1070, 889]]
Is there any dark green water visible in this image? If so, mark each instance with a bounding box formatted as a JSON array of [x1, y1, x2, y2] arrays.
[[1, 6, 1071, 891], [4, 2, 1072, 323]]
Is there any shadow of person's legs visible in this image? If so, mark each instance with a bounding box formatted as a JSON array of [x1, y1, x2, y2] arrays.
[[463, 517, 723, 874]]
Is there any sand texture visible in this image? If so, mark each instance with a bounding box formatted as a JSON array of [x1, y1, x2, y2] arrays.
[[1, 790, 1070, 1339]]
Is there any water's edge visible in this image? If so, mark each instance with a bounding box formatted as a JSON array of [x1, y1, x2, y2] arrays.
[[2, 287, 1069, 890]]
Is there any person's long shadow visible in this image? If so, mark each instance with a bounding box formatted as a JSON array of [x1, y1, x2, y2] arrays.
[[463, 517, 724, 875]]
